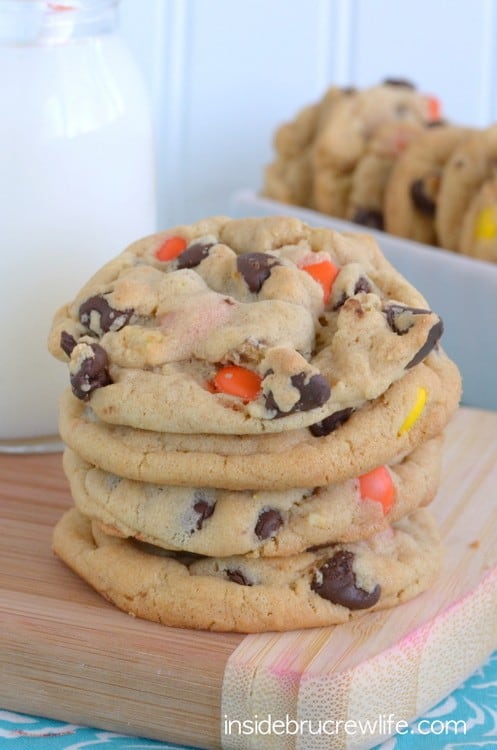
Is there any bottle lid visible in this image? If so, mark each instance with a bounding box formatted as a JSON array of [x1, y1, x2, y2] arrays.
[[0, 0, 119, 45]]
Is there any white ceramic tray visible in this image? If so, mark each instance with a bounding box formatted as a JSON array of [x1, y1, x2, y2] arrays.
[[231, 190, 497, 413]]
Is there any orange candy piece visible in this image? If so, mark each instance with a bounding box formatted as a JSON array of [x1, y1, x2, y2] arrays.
[[212, 365, 262, 402], [358, 466, 395, 514], [155, 236, 187, 261], [425, 95, 442, 122], [301, 259, 339, 304]]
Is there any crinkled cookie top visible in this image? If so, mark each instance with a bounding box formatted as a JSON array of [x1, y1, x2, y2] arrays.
[[48, 216, 444, 434]]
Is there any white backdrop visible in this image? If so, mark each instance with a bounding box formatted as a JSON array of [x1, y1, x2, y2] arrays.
[[119, 0, 497, 230]]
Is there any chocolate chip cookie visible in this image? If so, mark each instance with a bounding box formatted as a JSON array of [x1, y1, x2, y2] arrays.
[[312, 80, 436, 174], [63, 435, 441, 558], [436, 125, 497, 251], [52, 507, 442, 632], [347, 120, 425, 230], [459, 176, 497, 263], [57, 349, 460, 490], [49, 216, 446, 436], [384, 125, 472, 244]]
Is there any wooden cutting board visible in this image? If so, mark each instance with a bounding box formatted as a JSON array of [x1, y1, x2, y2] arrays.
[[1, 406, 496, 750]]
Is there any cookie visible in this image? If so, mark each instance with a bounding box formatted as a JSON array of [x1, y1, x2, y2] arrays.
[[48, 216, 445, 436], [58, 349, 461, 490], [384, 125, 472, 245], [263, 150, 314, 207], [312, 167, 354, 217], [459, 177, 497, 263], [272, 86, 346, 160], [347, 120, 426, 230], [436, 125, 497, 251], [312, 80, 439, 174], [263, 87, 351, 209], [63, 434, 442, 558], [52, 507, 442, 632]]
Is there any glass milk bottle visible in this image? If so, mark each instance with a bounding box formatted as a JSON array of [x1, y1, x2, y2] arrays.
[[0, 0, 157, 451]]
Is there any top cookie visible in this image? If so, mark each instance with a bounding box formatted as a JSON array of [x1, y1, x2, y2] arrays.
[[312, 80, 439, 174], [48, 216, 444, 435]]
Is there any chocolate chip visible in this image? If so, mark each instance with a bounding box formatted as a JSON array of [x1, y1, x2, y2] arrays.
[[254, 508, 283, 540], [226, 568, 252, 586], [70, 343, 112, 401], [309, 407, 354, 437], [311, 550, 381, 610], [426, 119, 447, 128], [405, 319, 444, 369], [291, 372, 331, 411], [60, 331, 77, 357], [351, 207, 384, 231], [410, 178, 436, 217], [177, 242, 214, 269], [265, 372, 331, 417], [354, 276, 372, 295], [383, 77, 416, 89], [385, 304, 432, 335], [236, 252, 280, 293], [79, 295, 134, 336], [192, 491, 215, 531], [332, 277, 372, 311]]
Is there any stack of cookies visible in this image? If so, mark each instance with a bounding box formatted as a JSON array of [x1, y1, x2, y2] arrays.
[[48, 216, 461, 632], [263, 80, 497, 264]]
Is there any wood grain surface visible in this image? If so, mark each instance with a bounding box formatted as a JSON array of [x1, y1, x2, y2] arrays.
[[0, 406, 496, 750]]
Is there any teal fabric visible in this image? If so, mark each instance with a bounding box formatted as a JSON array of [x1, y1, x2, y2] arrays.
[[1, 650, 496, 749]]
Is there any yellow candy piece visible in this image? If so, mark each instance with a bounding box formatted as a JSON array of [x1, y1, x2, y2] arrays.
[[474, 206, 497, 241], [398, 386, 427, 436]]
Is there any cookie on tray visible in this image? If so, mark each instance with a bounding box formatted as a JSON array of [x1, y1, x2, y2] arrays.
[[459, 177, 497, 263], [347, 120, 425, 230], [436, 125, 497, 251], [263, 86, 351, 208], [58, 349, 461, 490], [312, 79, 440, 175], [48, 216, 446, 436], [63, 435, 442, 558], [52, 507, 442, 632], [384, 125, 472, 245]]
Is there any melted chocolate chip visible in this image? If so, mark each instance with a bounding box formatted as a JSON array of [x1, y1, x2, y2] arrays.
[[226, 568, 252, 586], [383, 77, 416, 89], [426, 119, 447, 128], [265, 372, 331, 417], [410, 178, 436, 217], [311, 550, 381, 610], [354, 276, 372, 295], [385, 304, 432, 335], [254, 509, 283, 540], [352, 207, 384, 231], [236, 252, 280, 293], [332, 277, 372, 311], [405, 319, 444, 369], [309, 407, 354, 437], [70, 343, 112, 401], [79, 295, 134, 336], [192, 492, 215, 531], [177, 242, 214, 269], [60, 331, 77, 357]]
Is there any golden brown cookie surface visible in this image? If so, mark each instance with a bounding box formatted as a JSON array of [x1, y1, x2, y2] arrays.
[[63, 435, 442, 557], [52, 507, 442, 632], [49, 217, 446, 435]]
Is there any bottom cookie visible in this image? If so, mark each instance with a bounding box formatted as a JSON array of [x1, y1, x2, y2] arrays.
[[52, 508, 442, 633]]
